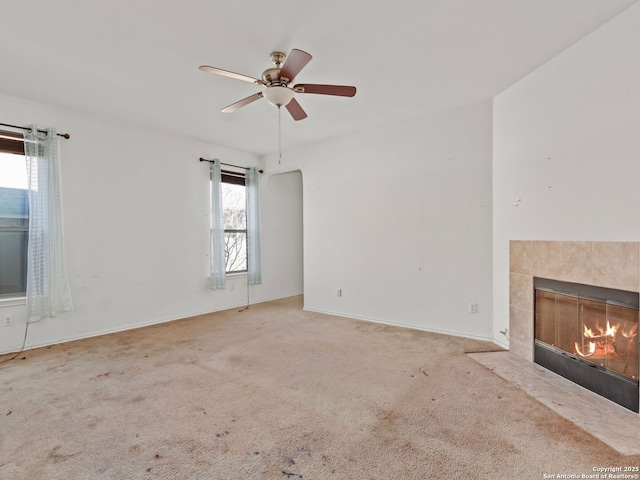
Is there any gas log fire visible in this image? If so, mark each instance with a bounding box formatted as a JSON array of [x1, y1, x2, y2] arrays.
[[534, 278, 639, 412]]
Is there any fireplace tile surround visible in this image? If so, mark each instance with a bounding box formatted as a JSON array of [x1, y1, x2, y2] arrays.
[[509, 241, 640, 412], [509, 241, 639, 359]]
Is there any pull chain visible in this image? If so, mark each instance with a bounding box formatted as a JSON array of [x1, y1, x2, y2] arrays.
[[278, 106, 283, 165]]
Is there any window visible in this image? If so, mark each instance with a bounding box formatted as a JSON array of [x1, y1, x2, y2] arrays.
[[221, 171, 247, 273], [0, 130, 28, 299]]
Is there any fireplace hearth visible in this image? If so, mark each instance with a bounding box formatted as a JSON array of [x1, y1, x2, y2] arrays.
[[534, 277, 639, 412]]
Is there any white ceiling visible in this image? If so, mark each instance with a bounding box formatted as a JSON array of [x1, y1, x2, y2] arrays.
[[1, 0, 637, 155]]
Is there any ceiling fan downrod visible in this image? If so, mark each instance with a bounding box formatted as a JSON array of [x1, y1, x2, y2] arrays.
[[278, 106, 282, 165]]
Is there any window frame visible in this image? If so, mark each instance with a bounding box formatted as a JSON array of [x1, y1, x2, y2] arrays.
[[0, 129, 28, 299], [221, 170, 247, 274]]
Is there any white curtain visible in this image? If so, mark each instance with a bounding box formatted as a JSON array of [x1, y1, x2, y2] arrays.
[[24, 126, 73, 322], [209, 161, 226, 289], [246, 167, 262, 285]]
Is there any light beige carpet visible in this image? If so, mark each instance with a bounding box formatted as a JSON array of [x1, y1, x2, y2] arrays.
[[1, 295, 638, 479]]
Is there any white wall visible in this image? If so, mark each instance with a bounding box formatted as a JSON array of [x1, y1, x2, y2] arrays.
[[493, 4, 640, 345], [0, 93, 302, 354], [265, 101, 494, 340], [259, 170, 304, 300]]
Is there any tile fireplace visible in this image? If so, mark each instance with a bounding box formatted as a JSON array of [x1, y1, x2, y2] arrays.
[[509, 241, 640, 414]]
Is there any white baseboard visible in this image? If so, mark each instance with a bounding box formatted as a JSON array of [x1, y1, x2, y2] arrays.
[[4, 293, 304, 355], [492, 337, 509, 350], [303, 307, 494, 343]]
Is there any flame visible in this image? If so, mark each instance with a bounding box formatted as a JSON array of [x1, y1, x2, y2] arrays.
[[575, 341, 596, 357], [605, 320, 618, 337], [575, 320, 623, 358], [621, 323, 638, 339], [583, 320, 617, 339]]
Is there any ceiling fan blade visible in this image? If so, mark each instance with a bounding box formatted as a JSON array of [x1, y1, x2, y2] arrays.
[[285, 98, 308, 121], [278, 49, 312, 83], [199, 65, 265, 85], [294, 84, 356, 97], [221, 92, 263, 113]]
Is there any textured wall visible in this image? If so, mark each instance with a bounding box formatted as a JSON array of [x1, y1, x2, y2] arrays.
[[262, 101, 494, 340], [493, 5, 640, 347]]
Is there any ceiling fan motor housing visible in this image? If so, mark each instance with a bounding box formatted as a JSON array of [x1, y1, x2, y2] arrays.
[[262, 67, 283, 85]]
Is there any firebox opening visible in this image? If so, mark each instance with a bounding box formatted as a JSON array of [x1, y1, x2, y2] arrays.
[[534, 277, 639, 412]]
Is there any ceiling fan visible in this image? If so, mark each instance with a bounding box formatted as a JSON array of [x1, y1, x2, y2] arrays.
[[199, 49, 356, 121]]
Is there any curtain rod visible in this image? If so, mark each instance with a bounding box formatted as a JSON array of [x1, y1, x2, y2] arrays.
[[0, 122, 70, 139], [199, 157, 263, 173]]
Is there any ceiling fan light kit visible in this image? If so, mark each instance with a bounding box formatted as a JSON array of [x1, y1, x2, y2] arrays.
[[199, 48, 356, 121], [264, 86, 295, 107]]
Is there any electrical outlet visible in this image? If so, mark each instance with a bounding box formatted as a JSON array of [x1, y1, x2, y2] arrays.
[[3, 315, 13, 327], [468, 303, 478, 314]]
